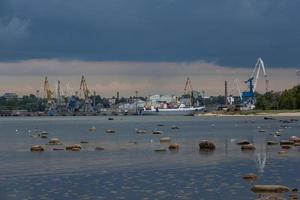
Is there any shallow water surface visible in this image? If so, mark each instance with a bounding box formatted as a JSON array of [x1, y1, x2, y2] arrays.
[[0, 116, 299, 199]]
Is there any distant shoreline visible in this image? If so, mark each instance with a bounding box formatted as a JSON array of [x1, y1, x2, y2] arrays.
[[199, 110, 300, 117], [1, 110, 300, 117]]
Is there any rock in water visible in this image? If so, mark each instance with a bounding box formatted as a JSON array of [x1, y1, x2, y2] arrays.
[[237, 140, 250, 145], [154, 148, 167, 152], [171, 125, 179, 129], [280, 140, 294, 145], [281, 145, 292, 149], [278, 150, 288, 155], [66, 144, 82, 151], [106, 129, 115, 133], [136, 129, 146, 134], [30, 145, 44, 152], [290, 136, 300, 143], [243, 173, 257, 181], [199, 140, 216, 151], [251, 185, 290, 193], [95, 147, 105, 151], [241, 144, 255, 151], [89, 126, 97, 132], [267, 141, 278, 145], [152, 130, 163, 134], [48, 138, 62, 145], [160, 137, 171, 143], [168, 144, 179, 150]]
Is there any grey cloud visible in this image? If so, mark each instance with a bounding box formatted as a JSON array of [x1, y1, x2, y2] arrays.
[[0, 0, 300, 66], [0, 17, 29, 37]]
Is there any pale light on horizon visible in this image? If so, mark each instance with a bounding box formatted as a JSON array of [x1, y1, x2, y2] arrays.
[[0, 59, 297, 97]]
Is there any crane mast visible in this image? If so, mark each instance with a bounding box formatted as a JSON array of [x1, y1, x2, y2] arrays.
[[80, 75, 89, 100], [184, 77, 194, 106], [43, 76, 56, 115], [44, 76, 53, 103], [184, 77, 193, 95], [79, 75, 92, 112]]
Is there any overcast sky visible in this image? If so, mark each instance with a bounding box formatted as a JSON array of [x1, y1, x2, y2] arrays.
[[0, 0, 299, 96]]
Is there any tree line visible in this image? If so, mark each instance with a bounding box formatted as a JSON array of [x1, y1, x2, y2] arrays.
[[255, 85, 300, 110]]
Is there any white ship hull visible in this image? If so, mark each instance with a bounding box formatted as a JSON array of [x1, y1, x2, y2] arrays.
[[141, 106, 205, 116]]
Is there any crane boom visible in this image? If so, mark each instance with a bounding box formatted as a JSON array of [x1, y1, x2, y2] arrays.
[[233, 79, 242, 101], [250, 57, 268, 92], [79, 75, 89, 100]]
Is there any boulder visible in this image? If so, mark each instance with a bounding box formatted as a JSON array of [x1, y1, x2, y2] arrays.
[[168, 144, 179, 150], [66, 144, 82, 151], [237, 140, 250, 145], [199, 140, 216, 151], [152, 130, 163, 134], [292, 188, 298, 192], [251, 185, 290, 193], [243, 173, 258, 181], [40, 131, 48, 138], [48, 138, 62, 145], [280, 140, 294, 145], [281, 145, 292, 149], [30, 145, 44, 152], [267, 141, 278, 145], [278, 150, 288, 155], [40, 135, 48, 139], [106, 129, 115, 133], [171, 125, 179, 130], [154, 148, 167, 152], [241, 144, 255, 151], [40, 131, 48, 134], [136, 129, 147, 134], [71, 147, 81, 151], [290, 136, 300, 143], [89, 126, 96, 132], [264, 117, 275, 120], [52, 148, 64, 151], [160, 137, 171, 143]]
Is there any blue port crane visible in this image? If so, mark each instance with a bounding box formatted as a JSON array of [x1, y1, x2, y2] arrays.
[[235, 58, 268, 109]]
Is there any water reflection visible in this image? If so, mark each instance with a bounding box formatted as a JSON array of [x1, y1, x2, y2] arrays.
[[255, 152, 267, 173]]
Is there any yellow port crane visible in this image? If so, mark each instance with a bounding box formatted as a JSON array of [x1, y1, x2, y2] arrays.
[[79, 75, 92, 111], [43, 76, 56, 115], [44, 76, 53, 103]]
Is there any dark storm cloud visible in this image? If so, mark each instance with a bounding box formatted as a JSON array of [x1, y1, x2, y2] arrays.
[[0, 0, 300, 66]]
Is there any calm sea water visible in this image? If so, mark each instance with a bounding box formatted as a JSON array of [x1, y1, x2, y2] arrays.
[[0, 116, 299, 200]]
